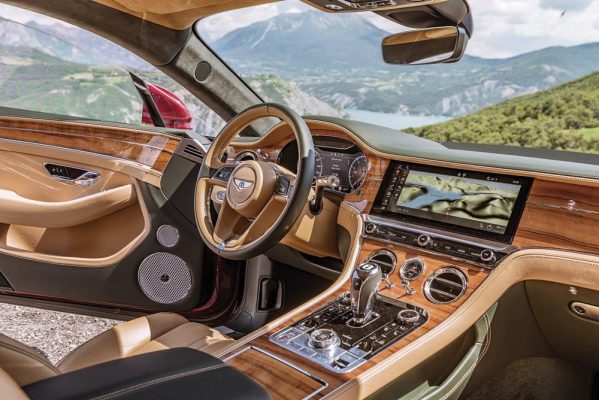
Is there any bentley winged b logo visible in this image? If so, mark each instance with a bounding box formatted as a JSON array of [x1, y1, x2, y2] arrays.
[[233, 178, 254, 190]]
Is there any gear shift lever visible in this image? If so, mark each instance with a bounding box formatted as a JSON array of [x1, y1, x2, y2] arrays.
[[350, 263, 383, 325]]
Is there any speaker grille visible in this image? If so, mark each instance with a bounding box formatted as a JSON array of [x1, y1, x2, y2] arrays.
[[138, 252, 191, 304], [156, 225, 179, 248]]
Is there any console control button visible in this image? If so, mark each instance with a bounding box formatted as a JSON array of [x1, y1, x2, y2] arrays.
[[417, 234, 431, 247], [397, 309, 420, 324], [308, 329, 341, 349], [340, 291, 352, 305], [365, 223, 377, 234], [302, 318, 319, 329], [480, 249, 496, 263]]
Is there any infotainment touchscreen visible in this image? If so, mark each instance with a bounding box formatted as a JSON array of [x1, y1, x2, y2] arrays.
[[372, 162, 533, 243]]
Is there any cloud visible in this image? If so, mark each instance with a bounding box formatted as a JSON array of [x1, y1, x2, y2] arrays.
[[0, 4, 68, 26], [466, 0, 599, 58], [539, 0, 593, 12]]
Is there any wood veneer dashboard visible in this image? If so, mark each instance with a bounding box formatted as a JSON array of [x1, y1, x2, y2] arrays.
[[0, 116, 181, 174], [223, 120, 599, 399]]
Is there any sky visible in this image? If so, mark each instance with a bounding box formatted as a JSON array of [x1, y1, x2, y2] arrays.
[[1, 0, 599, 58]]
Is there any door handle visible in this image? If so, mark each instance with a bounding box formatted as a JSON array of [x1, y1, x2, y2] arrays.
[[44, 163, 100, 187]]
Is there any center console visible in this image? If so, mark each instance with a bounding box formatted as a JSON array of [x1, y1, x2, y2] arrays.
[[269, 161, 532, 378], [271, 292, 427, 373]]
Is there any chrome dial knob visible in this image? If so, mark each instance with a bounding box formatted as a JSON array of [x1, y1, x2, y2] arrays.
[[397, 309, 420, 324], [308, 329, 340, 350]]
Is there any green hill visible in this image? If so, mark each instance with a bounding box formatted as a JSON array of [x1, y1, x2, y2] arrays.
[[405, 72, 599, 154]]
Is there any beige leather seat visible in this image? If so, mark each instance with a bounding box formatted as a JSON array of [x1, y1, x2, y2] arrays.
[[0, 312, 234, 386]]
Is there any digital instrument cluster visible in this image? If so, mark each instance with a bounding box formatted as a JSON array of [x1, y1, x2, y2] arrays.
[[277, 136, 368, 194]]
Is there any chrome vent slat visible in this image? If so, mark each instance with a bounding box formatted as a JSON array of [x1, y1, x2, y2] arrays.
[[175, 139, 206, 164], [423, 267, 468, 304], [365, 249, 397, 277], [184, 145, 203, 157], [431, 276, 464, 289], [428, 287, 459, 299]]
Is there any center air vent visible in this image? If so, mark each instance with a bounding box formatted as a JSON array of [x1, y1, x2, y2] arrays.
[[365, 249, 396, 277], [424, 267, 468, 304]]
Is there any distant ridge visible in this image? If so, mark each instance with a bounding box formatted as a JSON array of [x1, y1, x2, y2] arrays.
[[210, 10, 599, 116]]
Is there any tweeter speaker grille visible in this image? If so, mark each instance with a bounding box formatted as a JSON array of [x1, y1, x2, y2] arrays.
[[156, 225, 179, 248], [138, 252, 191, 304]]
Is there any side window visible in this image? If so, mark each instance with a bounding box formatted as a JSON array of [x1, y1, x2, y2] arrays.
[[0, 5, 224, 138]]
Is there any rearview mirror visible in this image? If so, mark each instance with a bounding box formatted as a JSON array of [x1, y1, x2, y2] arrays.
[[382, 26, 468, 65]]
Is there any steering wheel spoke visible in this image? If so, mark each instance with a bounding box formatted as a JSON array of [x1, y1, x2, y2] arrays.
[[210, 164, 237, 186]]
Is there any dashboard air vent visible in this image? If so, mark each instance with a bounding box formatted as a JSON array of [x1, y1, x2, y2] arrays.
[[365, 249, 396, 277], [424, 267, 467, 304], [183, 144, 203, 160]]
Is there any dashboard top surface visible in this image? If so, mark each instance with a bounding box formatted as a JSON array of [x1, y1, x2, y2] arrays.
[[232, 116, 599, 182]]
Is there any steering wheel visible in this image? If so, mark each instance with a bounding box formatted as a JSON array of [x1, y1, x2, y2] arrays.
[[195, 103, 315, 260]]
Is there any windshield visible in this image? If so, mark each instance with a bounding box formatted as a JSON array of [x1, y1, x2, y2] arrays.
[[197, 0, 599, 154]]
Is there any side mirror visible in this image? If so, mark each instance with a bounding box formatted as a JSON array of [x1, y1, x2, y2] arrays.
[[142, 83, 193, 130], [129, 72, 193, 130], [382, 26, 468, 65]]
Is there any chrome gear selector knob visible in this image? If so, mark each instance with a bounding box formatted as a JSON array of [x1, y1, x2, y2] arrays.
[[350, 262, 383, 325]]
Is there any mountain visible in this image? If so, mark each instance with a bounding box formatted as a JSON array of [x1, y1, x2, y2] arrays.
[[0, 19, 151, 69], [248, 75, 345, 117], [212, 10, 599, 116], [213, 11, 385, 72], [0, 44, 143, 124], [0, 17, 341, 136], [405, 71, 599, 154]]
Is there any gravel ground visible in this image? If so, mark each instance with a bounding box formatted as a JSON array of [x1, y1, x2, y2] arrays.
[[0, 303, 120, 365]]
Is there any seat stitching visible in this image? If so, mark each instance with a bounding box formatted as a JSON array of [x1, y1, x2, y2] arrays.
[[89, 363, 226, 400]]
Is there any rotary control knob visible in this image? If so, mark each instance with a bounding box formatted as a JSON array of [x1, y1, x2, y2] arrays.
[[365, 223, 377, 235], [397, 309, 420, 324], [480, 249, 496, 263], [339, 291, 351, 305], [308, 329, 340, 350], [417, 234, 431, 247]]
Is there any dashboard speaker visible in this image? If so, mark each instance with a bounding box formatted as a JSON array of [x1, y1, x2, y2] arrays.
[[156, 225, 179, 248], [138, 252, 191, 304]]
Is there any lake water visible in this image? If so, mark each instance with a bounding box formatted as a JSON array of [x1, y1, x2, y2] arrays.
[[346, 109, 449, 130]]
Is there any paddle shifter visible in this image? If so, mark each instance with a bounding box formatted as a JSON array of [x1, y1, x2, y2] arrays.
[[350, 262, 383, 325]]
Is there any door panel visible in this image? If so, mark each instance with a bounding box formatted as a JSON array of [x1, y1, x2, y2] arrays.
[[0, 150, 148, 265], [0, 114, 242, 322]]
